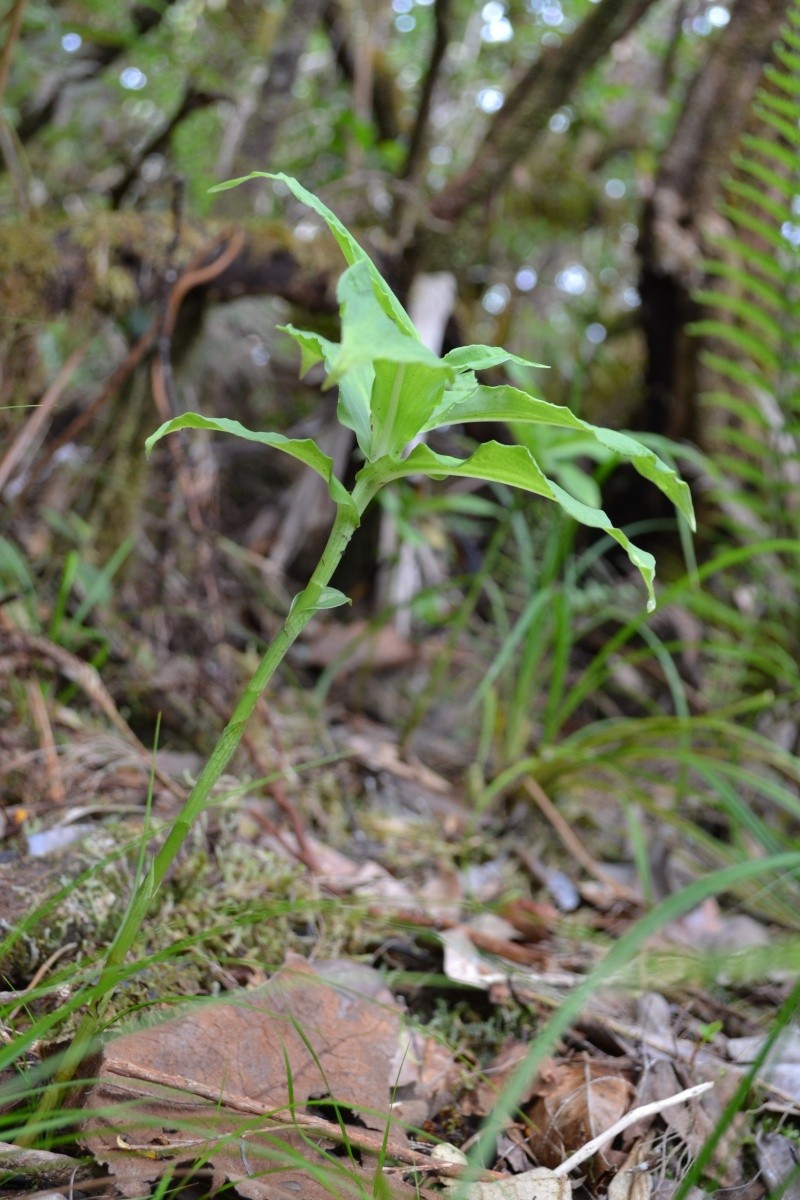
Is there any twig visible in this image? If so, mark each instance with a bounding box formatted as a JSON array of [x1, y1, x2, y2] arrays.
[[0, 344, 87, 497], [22, 229, 245, 499], [25, 678, 66, 807], [0, 623, 185, 801], [554, 1080, 714, 1176], [21, 324, 157, 498], [0, 0, 26, 111], [4, 942, 77, 1020], [255, 696, 319, 872], [521, 776, 638, 902], [0, 1140, 95, 1186], [103, 1057, 503, 1180]]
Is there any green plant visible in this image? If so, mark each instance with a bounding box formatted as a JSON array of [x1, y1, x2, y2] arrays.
[[24, 172, 693, 1133], [688, 1, 800, 654]]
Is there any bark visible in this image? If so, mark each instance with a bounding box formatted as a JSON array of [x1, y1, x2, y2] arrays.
[[428, 0, 659, 228], [637, 0, 792, 439]]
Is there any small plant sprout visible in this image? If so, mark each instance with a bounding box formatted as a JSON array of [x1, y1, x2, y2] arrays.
[[28, 173, 694, 1126]]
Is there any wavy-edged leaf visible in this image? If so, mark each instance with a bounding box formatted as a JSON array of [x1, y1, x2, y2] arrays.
[[145, 413, 357, 517], [321, 261, 453, 457], [422, 384, 695, 529], [278, 322, 375, 457], [443, 345, 548, 372], [210, 171, 417, 337], [279, 324, 337, 377], [378, 441, 659, 609], [328, 262, 446, 381], [371, 359, 451, 457]]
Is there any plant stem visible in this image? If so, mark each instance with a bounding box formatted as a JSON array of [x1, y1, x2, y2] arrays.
[[25, 480, 377, 1143]]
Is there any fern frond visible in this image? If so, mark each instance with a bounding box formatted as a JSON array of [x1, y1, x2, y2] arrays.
[[699, 351, 771, 395], [690, 0, 800, 567], [690, 319, 781, 370], [693, 290, 783, 343], [703, 260, 787, 311]]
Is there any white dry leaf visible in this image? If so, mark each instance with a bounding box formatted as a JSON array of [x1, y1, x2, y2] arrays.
[[430, 1144, 469, 1168], [455, 1168, 572, 1200], [441, 928, 508, 989], [441, 928, 580, 992], [607, 1143, 653, 1200], [608, 1168, 652, 1200]]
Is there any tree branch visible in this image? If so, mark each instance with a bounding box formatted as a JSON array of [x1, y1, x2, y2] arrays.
[[429, 0, 658, 226], [400, 0, 453, 183]]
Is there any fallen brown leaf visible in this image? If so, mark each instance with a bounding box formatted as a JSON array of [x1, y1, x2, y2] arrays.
[[80, 957, 443, 1199], [525, 1056, 635, 1169]]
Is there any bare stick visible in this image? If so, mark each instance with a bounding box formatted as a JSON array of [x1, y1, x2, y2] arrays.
[[554, 1080, 714, 1176], [0, 344, 86, 496]]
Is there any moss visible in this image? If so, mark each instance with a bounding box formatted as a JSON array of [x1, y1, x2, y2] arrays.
[[1, 804, 368, 1038], [0, 222, 61, 323]]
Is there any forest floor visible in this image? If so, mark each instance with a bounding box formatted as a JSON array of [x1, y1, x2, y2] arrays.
[[1, 450, 798, 1200], [3, 568, 796, 1200]]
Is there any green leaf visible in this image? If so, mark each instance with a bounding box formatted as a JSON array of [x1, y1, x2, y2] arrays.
[[444, 345, 548, 372], [423, 384, 695, 530], [290, 586, 351, 615], [210, 171, 417, 337], [371, 359, 451, 457], [689, 320, 780, 372], [278, 324, 336, 377], [316, 586, 351, 610], [145, 413, 357, 518], [325, 261, 453, 458], [329, 262, 446, 382], [375, 441, 659, 609], [703, 260, 786, 313], [734, 149, 797, 203], [280, 321, 375, 457], [693, 289, 781, 345], [709, 235, 786, 286], [720, 201, 796, 256]]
